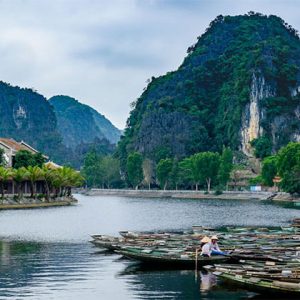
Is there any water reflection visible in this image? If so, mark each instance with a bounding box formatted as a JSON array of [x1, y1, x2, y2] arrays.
[[117, 263, 256, 300], [0, 195, 298, 299], [199, 271, 217, 292]]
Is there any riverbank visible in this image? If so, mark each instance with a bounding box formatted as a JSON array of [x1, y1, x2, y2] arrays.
[[0, 196, 77, 210], [82, 188, 286, 201]]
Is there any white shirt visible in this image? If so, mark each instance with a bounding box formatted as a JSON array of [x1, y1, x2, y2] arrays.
[[201, 243, 211, 256]]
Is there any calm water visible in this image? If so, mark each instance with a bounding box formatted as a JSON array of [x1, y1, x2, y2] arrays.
[[0, 194, 299, 300]]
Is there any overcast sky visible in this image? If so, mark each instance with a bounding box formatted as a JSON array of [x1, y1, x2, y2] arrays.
[[0, 0, 299, 128]]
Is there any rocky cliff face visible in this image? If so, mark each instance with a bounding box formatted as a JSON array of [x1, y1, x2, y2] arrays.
[[241, 72, 275, 155], [118, 13, 300, 163]]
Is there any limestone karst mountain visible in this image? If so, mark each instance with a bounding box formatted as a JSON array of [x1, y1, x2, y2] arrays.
[[49, 95, 121, 149], [118, 13, 300, 165]]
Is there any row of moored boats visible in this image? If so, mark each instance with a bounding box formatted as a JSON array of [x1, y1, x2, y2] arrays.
[[91, 221, 300, 295]]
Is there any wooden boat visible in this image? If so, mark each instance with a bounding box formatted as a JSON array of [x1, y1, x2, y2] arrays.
[[90, 235, 122, 250], [217, 272, 300, 295], [91, 224, 300, 269], [116, 248, 230, 269]]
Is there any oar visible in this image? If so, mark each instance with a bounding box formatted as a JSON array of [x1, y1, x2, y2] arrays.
[[195, 248, 198, 280]]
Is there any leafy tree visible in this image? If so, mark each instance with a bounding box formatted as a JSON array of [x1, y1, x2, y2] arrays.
[[81, 150, 103, 187], [81, 151, 122, 188], [191, 152, 220, 192], [250, 136, 272, 159], [156, 158, 173, 190], [218, 147, 233, 188], [143, 159, 155, 190], [261, 156, 277, 186], [277, 142, 300, 193], [14, 150, 35, 168], [126, 152, 143, 189], [178, 157, 193, 188], [101, 156, 121, 188], [33, 153, 46, 167], [170, 159, 180, 190], [13, 150, 46, 168]]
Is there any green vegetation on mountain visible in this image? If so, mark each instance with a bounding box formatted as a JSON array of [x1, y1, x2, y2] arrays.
[[49, 95, 121, 148], [0, 82, 119, 168], [0, 81, 67, 162], [118, 13, 300, 170]]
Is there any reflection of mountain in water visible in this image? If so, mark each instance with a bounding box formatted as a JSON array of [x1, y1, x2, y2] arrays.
[[0, 241, 99, 298]]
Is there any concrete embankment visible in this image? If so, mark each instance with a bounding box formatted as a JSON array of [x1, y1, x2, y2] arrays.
[[0, 196, 77, 210], [83, 189, 279, 200]]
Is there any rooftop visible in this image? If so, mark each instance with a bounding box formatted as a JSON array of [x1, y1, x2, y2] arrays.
[[0, 138, 39, 154]]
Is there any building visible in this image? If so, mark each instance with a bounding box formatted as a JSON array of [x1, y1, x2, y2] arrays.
[[0, 138, 47, 167]]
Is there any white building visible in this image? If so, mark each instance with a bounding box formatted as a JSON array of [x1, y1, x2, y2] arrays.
[[0, 138, 45, 167]]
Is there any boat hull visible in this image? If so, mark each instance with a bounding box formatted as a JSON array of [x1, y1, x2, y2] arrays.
[[219, 273, 300, 295], [116, 250, 229, 269]]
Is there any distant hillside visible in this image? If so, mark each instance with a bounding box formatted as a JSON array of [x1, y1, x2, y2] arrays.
[[0, 81, 67, 161], [49, 95, 121, 149], [0, 82, 116, 168], [118, 13, 300, 165]]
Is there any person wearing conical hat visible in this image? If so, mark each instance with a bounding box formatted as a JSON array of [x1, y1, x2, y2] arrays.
[[210, 235, 226, 256], [200, 236, 211, 257]]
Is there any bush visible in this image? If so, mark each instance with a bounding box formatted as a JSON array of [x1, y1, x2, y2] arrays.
[[214, 190, 223, 195], [250, 136, 272, 159]]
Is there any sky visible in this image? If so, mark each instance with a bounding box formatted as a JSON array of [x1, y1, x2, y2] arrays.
[[0, 0, 299, 128]]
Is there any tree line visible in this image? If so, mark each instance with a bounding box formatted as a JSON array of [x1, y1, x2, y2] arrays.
[[81, 141, 300, 195], [82, 147, 233, 192], [253, 142, 300, 194], [0, 149, 84, 201]]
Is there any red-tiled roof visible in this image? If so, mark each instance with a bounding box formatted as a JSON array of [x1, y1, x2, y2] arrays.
[[0, 138, 38, 153]]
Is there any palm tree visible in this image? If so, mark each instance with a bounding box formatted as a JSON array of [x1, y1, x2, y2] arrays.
[[0, 167, 12, 201], [12, 167, 28, 201], [41, 165, 55, 202], [64, 168, 84, 196], [50, 167, 84, 198], [26, 166, 43, 199]]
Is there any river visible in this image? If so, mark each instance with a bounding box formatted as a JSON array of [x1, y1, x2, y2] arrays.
[[0, 194, 299, 299]]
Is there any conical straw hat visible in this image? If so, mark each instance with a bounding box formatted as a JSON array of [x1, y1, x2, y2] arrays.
[[200, 236, 211, 243]]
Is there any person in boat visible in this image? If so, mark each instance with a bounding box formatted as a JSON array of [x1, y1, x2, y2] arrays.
[[200, 236, 211, 257], [210, 235, 226, 256]]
